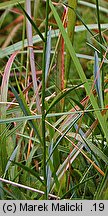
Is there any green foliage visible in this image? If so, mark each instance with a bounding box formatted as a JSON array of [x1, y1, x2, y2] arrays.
[[0, 0, 108, 200]]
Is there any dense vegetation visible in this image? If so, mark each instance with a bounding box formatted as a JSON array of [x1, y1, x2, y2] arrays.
[[0, 0, 108, 200]]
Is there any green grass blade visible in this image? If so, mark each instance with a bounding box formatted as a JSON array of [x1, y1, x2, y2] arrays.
[[46, 83, 84, 115], [47, 114, 81, 164], [41, 0, 49, 199], [61, 175, 96, 199], [49, 0, 108, 142], [83, 138, 108, 165], [94, 166, 108, 199], [0, 0, 25, 10], [19, 2, 45, 42], [10, 85, 42, 144], [4, 145, 20, 178], [11, 161, 45, 186], [64, 3, 94, 37]]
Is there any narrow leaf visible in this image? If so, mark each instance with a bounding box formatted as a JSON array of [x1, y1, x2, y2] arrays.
[[94, 51, 104, 108], [94, 166, 108, 199], [19, 3, 45, 42], [49, 0, 108, 141], [45, 28, 51, 85], [46, 83, 84, 115], [83, 138, 108, 165], [11, 161, 45, 186], [10, 85, 42, 144], [46, 140, 53, 194], [64, 3, 94, 37], [0, 0, 25, 10], [0, 51, 19, 173], [4, 145, 20, 178]]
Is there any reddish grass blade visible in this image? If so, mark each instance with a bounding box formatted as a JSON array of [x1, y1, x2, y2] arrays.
[[1, 51, 19, 112], [26, 0, 41, 113], [0, 51, 19, 174]]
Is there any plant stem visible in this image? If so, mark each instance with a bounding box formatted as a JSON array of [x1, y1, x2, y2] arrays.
[[20, 14, 26, 81], [42, 0, 49, 199], [95, 0, 105, 155], [96, 0, 104, 102]]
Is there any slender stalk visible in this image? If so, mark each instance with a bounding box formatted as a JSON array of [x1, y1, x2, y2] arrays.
[[20, 16, 26, 81], [42, 0, 49, 199], [96, 0, 104, 101], [0, 177, 59, 199], [95, 0, 105, 148]]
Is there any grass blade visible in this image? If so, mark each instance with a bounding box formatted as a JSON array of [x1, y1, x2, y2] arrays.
[[46, 83, 84, 115], [4, 145, 20, 178], [63, 3, 94, 37], [94, 51, 103, 108], [94, 166, 108, 199], [0, 0, 25, 10], [19, 2, 45, 42], [96, 0, 104, 100], [10, 161, 45, 186], [25, 0, 41, 113], [49, 0, 108, 142], [42, 0, 49, 199], [46, 140, 53, 194], [83, 138, 108, 165], [0, 51, 19, 174], [45, 28, 51, 86], [1, 24, 108, 58], [10, 85, 42, 143]]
